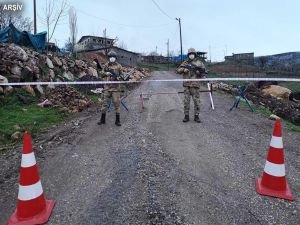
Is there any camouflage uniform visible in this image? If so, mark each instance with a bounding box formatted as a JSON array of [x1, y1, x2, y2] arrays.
[[101, 61, 122, 114], [177, 48, 206, 121], [98, 50, 123, 126]]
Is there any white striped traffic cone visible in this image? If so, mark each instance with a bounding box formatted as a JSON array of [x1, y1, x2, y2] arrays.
[[7, 131, 55, 225], [256, 119, 295, 201]]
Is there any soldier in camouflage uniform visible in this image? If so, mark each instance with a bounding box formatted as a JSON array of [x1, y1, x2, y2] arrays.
[[98, 50, 123, 126], [177, 48, 206, 123]]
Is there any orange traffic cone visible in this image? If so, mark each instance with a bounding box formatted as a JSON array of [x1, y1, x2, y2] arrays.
[[256, 119, 295, 201], [7, 131, 55, 225]]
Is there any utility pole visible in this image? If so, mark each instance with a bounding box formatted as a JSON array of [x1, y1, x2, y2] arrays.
[[209, 45, 211, 63], [33, 0, 37, 34], [103, 28, 107, 56], [166, 39, 169, 70], [176, 18, 183, 63], [155, 46, 158, 54]]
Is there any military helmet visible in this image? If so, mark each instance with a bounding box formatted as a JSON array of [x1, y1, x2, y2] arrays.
[[108, 50, 117, 57], [188, 48, 196, 55]]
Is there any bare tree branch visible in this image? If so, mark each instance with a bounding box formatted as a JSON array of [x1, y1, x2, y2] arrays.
[[69, 6, 77, 54], [41, 0, 69, 43]]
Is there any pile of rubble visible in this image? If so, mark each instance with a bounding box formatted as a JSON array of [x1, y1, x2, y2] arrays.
[[215, 82, 300, 125], [0, 43, 151, 112], [40, 86, 91, 113], [247, 85, 300, 125], [0, 43, 150, 96]]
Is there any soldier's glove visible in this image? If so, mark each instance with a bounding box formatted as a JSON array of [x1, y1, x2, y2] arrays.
[[183, 68, 189, 73], [105, 72, 112, 76]]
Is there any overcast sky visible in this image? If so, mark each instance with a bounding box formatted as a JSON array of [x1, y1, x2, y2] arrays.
[[22, 0, 300, 61]]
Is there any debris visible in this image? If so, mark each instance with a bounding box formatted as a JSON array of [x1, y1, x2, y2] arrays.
[[46, 57, 54, 69], [88, 67, 98, 77], [37, 99, 52, 108], [11, 131, 22, 140], [13, 125, 21, 130], [261, 85, 292, 100], [269, 114, 280, 120], [44, 86, 91, 112], [23, 85, 35, 96], [63, 71, 74, 81], [76, 75, 103, 94]]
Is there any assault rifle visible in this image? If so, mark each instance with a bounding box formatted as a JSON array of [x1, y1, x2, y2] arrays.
[[180, 64, 207, 75], [104, 67, 130, 81], [104, 67, 119, 81]]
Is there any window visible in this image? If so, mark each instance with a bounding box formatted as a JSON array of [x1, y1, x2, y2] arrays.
[[107, 41, 111, 44]]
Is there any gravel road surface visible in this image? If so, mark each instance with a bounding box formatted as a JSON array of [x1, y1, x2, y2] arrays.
[[1, 71, 299, 225]]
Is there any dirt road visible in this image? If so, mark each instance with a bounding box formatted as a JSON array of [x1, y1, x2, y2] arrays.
[[1, 71, 299, 225]]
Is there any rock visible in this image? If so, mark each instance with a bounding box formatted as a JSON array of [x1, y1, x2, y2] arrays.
[[75, 60, 86, 69], [88, 67, 98, 77], [11, 65, 22, 76], [262, 85, 291, 100], [21, 66, 33, 81], [12, 44, 28, 61], [46, 57, 54, 69], [68, 61, 75, 68], [4, 86, 14, 95], [49, 69, 55, 79], [11, 131, 23, 140], [0, 64, 7, 73], [63, 71, 74, 81], [60, 58, 67, 66], [269, 114, 280, 120], [0, 75, 8, 83], [32, 66, 40, 76], [79, 71, 87, 78], [23, 85, 35, 96], [46, 84, 55, 90], [36, 85, 44, 95], [53, 57, 62, 67]]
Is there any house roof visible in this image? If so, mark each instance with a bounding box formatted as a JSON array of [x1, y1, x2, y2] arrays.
[[76, 46, 138, 55], [77, 35, 115, 43], [111, 46, 139, 55]]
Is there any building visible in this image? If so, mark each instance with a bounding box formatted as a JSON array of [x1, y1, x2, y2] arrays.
[[75, 35, 139, 67], [141, 55, 169, 64], [74, 35, 115, 53], [106, 46, 138, 67], [225, 53, 254, 65]]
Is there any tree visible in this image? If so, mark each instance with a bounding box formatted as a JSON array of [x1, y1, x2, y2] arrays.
[[258, 56, 268, 69], [69, 6, 77, 53], [0, 3, 33, 32], [149, 51, 159, 56], [64, 38, 72, 52], [116, 40, 127, 50], [39, 0, 68, 43]]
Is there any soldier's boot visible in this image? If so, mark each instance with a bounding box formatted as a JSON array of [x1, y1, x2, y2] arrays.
[[183, 115, 189, 123], [194, 115, 201, 123], [115, 113, 121, 126], [97, 113, 106, 125]]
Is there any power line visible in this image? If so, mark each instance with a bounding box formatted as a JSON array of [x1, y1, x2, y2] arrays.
[[150, 0, 174, 20], [76, 8, 174, 29]]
